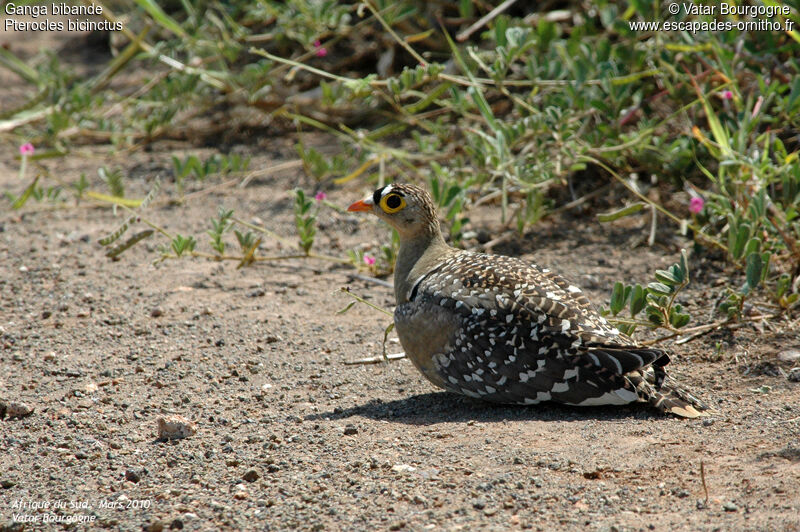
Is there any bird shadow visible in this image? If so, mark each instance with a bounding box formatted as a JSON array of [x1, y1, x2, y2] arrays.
[[305, 391, 667, 425]]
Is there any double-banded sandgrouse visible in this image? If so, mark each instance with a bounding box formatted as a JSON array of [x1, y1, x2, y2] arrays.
[[348, 183, 708, 418]]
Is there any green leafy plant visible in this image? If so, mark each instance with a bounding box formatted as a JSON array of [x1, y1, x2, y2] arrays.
[[208, 207, 234, 255], [294, 188, 318, 255], [296, 145, 348, 182], [30, 185, 63, 203], [428, 167, 471, 246], [346, 230, 397, 277], [172, 153, 251, 195], [71, 173, 89, 202], [98, 166, 125, 198], [234, 229, 258, 253], [170, 234, 197, 257], [605, 250, 692, 337]]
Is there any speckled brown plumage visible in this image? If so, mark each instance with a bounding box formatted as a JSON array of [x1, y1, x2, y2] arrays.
[[348, 184, 709, 418]]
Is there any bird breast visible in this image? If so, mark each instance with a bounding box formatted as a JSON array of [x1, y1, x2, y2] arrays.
[[394, 299, 460, 391]]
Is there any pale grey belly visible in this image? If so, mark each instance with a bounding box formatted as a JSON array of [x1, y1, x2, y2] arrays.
[[394, 301, 459, 390]]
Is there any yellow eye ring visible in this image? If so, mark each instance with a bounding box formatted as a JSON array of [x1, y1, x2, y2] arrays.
[[380, 193, 406, 213]]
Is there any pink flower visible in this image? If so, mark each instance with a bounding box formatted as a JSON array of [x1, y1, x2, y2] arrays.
[[313, 40, 327, 57], [721, 90, 733, 100], [689, 196, 704, 214], [19, 143, 34, 156], [363, 254, 376, 266], [314, 191, 327, 202]]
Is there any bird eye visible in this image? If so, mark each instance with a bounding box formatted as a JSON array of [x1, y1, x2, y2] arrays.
[[380, 193, 406, 213]]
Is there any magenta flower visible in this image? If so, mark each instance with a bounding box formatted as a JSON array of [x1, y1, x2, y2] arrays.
[[313, 40, 328, 57], [363, 254, 376, 266], [19, 143, 34, 156], [721, 90, 733, 100], [689, 196, 704, 214], [314, 191, 327, 202]]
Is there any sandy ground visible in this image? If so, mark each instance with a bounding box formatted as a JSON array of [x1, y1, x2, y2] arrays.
[[1, 21, 800, 532]]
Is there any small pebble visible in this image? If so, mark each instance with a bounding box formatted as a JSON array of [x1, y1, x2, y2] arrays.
[[146, 521, 165, 532], [242, 469, 259, 483], [391, 464, 416, 473], [5, 402, 34, 419], [150, 307, 164, 318], [125, 469, 141, 483], [343, 424, 358, 435], [157, 415, 197, 440], [723, 501, 738, 512]]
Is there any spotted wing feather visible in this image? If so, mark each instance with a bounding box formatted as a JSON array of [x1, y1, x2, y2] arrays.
[[409, 251, 701, 414]]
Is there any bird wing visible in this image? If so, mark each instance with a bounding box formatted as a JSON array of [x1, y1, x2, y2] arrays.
[[410, 251, 668, 401]]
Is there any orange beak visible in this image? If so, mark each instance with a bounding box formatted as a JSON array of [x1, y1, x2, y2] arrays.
[[347, 199, 372, 212]]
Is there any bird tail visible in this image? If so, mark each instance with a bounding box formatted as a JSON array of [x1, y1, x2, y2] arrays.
[[629, 369, 710, 418]]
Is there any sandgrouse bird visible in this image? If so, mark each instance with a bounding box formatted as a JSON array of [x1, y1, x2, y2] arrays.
[[348, 184, 708, 418]]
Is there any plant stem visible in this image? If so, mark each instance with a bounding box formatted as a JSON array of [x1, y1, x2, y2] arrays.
[[339, 287, 393, 316]]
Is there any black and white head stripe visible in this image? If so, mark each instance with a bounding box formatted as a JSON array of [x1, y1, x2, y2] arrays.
[[372, 184, 405, 206]]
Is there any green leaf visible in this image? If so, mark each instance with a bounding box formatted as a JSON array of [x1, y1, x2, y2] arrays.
[[336, 301, 356, 315], [744, 237, 761, 257], [700, 92, 731, 155], [679, 249, 689, 282], [647, 282, 672, 296], [11, 176, 40, 210], [745, 252, 763, 289], [760, 252, 771, 282], [610, 282, 625, 315], [133, 0, 188, 38], [597, 202, 646, 222], [646, 310, 664, 325], [468, 86, 497, 129], [654, 269, 681, 286], [429, 177, 440, 203], [443, 184, 462, 207], [669, 312, 690, 328], [731, 223, 750, 260], [0, 46, 40, 85], [630, 284, 646, 316]]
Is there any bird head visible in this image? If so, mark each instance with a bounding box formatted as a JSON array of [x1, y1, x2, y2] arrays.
[[348, 183, 440, 240]]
